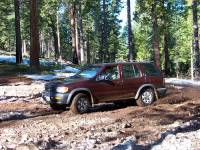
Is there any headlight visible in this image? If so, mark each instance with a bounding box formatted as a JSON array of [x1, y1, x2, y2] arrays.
[[56, 87, 69, 93]]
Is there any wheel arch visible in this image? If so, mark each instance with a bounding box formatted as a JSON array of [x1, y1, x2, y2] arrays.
[[67, 88, 94, 106], [135, 84, 158, 100]]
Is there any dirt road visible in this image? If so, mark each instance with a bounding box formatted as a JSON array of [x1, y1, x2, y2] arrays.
[[0, 77, 200, 149]]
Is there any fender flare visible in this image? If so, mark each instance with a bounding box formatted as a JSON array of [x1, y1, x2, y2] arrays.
[[134, 84, 158, 100], [66, 88, 94, 106]]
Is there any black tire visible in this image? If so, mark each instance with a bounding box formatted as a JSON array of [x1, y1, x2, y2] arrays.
[[70, 93, 91, 114], [158, 90, 166, 98], [50, 103, 66, 110], [136, 88, 155, 106]]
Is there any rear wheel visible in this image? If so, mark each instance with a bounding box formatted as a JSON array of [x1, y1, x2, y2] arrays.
[[136, 88, 155, 106], [70, 93, 91, 114]]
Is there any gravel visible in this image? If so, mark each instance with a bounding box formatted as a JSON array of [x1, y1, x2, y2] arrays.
[[0, 80, 200, 149], [0, 81, 45, 98]]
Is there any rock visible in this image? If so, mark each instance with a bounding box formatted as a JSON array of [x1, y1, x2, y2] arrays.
[[112, 140, 136, 150], [107, 128, 112, 132], [95, 139, 102, 144], [16, 144, 38, 150], [123, 123, 132, 129], [101, 128, 106, 132], [20, 134, 29, 143], [118, 130, 126, 134], [79, 126, 85, 130]]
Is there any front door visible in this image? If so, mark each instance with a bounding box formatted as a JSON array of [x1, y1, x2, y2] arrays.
[[91, 65, 124, 102]]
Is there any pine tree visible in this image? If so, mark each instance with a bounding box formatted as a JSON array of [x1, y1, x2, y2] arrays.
[[127, 0, 135, 61], [192, 0, 200, 78], [30, 0, 40, 69], [151, 0, 160, 69], [14, 0, 22, 64]]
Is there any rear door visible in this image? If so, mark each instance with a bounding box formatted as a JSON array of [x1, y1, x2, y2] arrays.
[[140, 63, 164, 88], [121, 64, 145, 98]]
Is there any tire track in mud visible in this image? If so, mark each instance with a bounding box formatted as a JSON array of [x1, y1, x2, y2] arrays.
[[0, 107, 65, 128]]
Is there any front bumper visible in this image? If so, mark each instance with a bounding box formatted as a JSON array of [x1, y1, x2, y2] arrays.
[[42, 91, 70, 105]]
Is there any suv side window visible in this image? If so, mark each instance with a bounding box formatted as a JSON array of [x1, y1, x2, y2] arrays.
[[98, 66, 120, 81], [122, 64, 141, 79], [141, 63, 161, 76]]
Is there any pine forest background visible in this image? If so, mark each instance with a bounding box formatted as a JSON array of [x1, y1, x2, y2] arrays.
[[0, 0, 199, 78]]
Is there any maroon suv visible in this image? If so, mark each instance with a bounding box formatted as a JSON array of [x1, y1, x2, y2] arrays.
[[42, 62, 166, 114]]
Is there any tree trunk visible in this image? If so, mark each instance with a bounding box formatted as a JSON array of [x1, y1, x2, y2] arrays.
[[22, 40, 27, 56], [30, 0, 40, 69], [127, 0, 135, 61], [100, 0, 109, 63], [56, 11, 61, 60], [41, 39, 44, 57], [192, 0, 200, 78], [86, 31, 90, 64], [163, 33, 170, 74], [162, 0, 170, 75], [14, 0, 22, 64], [151, 1, 161, 69], [75, 12, 80, 64], [45, 39, 50, 59], [70, 2, 78, 64], [78, 4, 86, 65], [50, 24, 59, 60]]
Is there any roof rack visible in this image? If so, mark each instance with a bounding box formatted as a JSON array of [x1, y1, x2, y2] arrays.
[[115, 60, 154, 63]]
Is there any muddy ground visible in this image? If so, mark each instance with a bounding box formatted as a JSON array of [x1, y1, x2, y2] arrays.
[[0, 77, 200, 150]]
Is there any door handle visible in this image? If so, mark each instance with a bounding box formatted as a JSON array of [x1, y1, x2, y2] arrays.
[[117, 81, 123, 85]]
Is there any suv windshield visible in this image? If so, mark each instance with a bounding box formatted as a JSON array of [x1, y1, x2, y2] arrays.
[[75, 66, 101, 79]]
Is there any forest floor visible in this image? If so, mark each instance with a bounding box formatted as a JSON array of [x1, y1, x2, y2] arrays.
[[0, 77, 200, 150]]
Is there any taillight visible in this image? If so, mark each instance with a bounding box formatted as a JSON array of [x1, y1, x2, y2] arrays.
[[163, 78, 165, 87]]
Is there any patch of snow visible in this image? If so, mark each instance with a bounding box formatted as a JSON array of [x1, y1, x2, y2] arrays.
[[165, 78, 200, 86], [0, 55, 29, 65], [0, 82, 45, 97], [54, 66, 80, 73], [64, 66, 80, 73], [24, 73, 74, 81], [0, 55, 64, 66], [0, 55, 78, 81], [24, 74, 60, 81], [112, 136, 136, 150]]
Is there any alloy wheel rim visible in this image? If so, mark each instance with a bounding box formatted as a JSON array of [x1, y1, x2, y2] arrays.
[[77, 97, 88, 112], [141, 91, 153, 104]]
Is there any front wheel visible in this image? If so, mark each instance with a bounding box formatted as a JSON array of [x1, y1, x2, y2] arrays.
[[50, 103, 66, 110], [70, 93, 91, 114], [136, 88, 155, 106]]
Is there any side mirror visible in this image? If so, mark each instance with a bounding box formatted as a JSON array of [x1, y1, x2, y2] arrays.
[[96, 75, 105, 81]]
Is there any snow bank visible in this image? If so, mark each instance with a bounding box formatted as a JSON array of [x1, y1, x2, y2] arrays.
[[165, 78, 200, 86]]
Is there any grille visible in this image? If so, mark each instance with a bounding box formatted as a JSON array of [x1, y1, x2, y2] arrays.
[[45, 84, 55, 92]]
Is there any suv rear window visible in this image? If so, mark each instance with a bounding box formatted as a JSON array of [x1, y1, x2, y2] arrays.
[[122, 64, 141, 79], [141, 63, 161, 76]]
